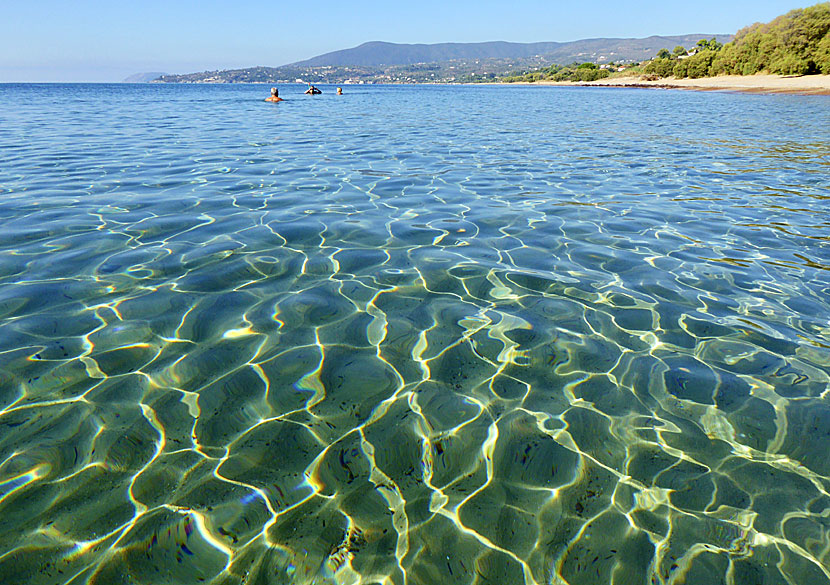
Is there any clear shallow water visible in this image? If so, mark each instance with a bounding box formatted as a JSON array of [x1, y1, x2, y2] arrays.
[[0, 82, 829, 585]]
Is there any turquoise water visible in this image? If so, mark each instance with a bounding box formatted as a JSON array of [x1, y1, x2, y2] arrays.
[[0, 82, 829, 585]]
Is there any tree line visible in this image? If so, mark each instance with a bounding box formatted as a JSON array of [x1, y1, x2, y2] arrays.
[[645, 2, 830, 78], [502, 62, 615, 83]]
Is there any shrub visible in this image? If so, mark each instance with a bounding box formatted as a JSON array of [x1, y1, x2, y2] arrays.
[[686, 50, 718, 78], [769, 54, 812, 75], [816, 33, 830, 73], [643, 58, 676, 78], [720, 2, 830, 75], [550, 65, 610, 82], [711, 43, 739, 75]]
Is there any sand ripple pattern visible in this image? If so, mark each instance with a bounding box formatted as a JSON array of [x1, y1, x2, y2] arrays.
[[0, 84, 829, 584]]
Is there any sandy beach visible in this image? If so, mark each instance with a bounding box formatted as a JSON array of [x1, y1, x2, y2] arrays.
[[509, 74, 830, 95]]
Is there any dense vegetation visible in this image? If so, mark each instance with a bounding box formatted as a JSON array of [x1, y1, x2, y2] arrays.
[[714, 2, 830, 75], [645, 2, 830, 78], [502, 62, 614, 83], [499, 2, 829, 83], [643, 38, 724, 78]]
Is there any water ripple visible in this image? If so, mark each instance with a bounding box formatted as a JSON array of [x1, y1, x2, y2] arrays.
[[0, 83, 829, 585]]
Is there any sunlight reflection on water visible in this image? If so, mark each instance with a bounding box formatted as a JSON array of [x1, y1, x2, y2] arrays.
[[0, 83, 828, 585]]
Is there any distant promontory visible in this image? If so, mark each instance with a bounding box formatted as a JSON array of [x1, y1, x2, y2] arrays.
[[123, 72, 168, 83]]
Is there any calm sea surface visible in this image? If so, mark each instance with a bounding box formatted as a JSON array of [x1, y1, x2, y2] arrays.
[[0, 82, 829, 585]]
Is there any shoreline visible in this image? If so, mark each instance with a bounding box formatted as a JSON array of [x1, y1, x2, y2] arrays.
[[499, 74, 830, 95]]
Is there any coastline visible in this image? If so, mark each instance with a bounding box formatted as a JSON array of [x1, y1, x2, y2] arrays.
[[501, 74, 830, 96]]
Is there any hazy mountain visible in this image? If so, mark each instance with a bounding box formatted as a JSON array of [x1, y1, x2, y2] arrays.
[[290, 35, 733, 68], [293, 41, 567, 67], [123, 72, 168, 83]]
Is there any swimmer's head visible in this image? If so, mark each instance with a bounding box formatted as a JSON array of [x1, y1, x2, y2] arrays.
[[271, 87, 278, 96]]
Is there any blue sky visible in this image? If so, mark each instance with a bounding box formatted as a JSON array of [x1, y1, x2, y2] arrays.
[[1, 0, 812, 81]]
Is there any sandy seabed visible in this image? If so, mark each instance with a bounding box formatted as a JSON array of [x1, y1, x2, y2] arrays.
[[509, 74, 830, 95]]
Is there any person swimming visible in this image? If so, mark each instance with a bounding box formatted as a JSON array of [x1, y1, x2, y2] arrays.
[[337, 87, 343, 95], [304, 84, 322, 95], [265, 87, 284, 102]]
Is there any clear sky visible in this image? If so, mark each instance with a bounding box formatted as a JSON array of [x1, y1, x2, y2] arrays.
[[1, 0, 814, 82]]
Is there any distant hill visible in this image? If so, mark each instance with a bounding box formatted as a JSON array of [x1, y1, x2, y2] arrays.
[[123, 72, 168, 83], [290, 36, 733, 68], [156, 34, 733, 84]]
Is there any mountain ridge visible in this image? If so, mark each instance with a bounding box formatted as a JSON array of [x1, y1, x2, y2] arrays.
[[151, 34, 733, 83], [291, 41, 566, 67], [288, 35, 731, 68]]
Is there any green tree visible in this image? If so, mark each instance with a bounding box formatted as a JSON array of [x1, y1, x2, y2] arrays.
[[657, 48, 672, 59], [673, 45, 688, 56]]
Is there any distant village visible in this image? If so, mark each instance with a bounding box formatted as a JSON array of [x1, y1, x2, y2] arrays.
[[158, 54, 640, 84]]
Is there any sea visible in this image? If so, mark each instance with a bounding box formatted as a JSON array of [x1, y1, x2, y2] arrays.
[[0, 82, 828, 585]]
